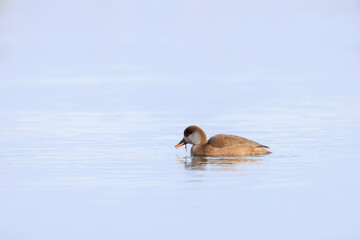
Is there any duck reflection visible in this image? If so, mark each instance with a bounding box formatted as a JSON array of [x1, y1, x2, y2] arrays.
[[177, 156, 263, 171]]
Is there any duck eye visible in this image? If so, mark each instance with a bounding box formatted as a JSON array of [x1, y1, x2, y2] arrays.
[[185, 131, 192, 137]]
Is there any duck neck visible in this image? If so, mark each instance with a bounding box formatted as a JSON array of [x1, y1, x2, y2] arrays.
[[197, 128, 207, 144], [191, 144, 205, 156], [191, 129, 207, 152]]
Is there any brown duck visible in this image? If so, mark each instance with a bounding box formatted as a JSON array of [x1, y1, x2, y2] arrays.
[[175, 125, 271, 157]]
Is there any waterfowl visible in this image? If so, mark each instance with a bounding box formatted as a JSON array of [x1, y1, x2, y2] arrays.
[[175, 125, 271, 157]]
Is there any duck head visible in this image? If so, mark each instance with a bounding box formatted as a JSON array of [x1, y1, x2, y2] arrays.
[[175, 125, 207, 148]]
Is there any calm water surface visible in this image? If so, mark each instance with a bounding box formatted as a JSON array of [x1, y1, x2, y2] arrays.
[[1, 0, 360, 239], [1, 100, 359, 240]]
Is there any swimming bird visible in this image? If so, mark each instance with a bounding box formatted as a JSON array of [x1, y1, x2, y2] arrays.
[[175, 125, 271, 157]]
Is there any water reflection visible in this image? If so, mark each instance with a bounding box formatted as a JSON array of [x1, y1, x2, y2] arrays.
[[177, 156, 263, 171]]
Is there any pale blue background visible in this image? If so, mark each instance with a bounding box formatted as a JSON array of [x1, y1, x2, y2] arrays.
[[0, 1, 360, 239]]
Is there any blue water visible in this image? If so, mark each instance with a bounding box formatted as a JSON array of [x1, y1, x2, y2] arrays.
[[1, 1, 360, 239]]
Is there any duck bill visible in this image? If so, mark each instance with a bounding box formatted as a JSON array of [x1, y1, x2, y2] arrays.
[[175, 138, 186, 149]]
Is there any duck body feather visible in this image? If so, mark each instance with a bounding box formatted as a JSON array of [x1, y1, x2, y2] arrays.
[[191, 134, 271, 157]]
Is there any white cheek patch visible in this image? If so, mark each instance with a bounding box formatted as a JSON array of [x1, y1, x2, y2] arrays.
[[186, 131, 202, 145]]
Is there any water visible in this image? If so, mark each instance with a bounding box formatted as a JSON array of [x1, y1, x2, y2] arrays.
[[1, 1, 360, 240], [1, 103, 359, 239]]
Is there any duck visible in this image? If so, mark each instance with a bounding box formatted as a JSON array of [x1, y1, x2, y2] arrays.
[[174, 125, 271, 157]]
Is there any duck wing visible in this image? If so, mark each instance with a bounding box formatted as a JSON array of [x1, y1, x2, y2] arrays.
[[207, 134, 268, 148]]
